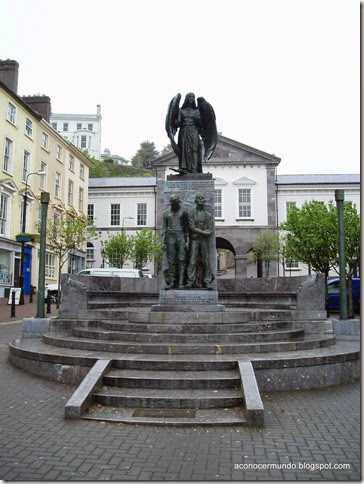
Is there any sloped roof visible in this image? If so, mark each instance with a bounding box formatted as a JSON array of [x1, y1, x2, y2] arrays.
[[276, 174, 360, 185], [89, 177, 156, 188]]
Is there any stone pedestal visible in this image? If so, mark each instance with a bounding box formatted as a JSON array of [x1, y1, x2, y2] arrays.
[[153, 173, 224, 312], [235, 255, 248, 278]]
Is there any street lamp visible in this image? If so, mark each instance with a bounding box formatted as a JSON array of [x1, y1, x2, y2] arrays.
[[122, 216, 134, 229], [19, 170, 46, 305]]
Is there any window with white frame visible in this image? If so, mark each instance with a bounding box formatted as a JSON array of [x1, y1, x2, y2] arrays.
[[7, 102, 16, 124], [22, 150, 31, 182], [285, 259, 300, 269], [286, 201, 296, 217], [110, 204, 120, 225], [77, 123, 82, 130], [81, 135, 87, 149], [68, 180, 73, 205], [55, 172, 61, 198], [3, 137, 13, 173], [56, 145, 62, 161], [63, 122, 68, 131], [25, 117, 33, 138], [137, 203, 147, 226], [79, 188, 84, 211], [88, 204, 94, 222], [0, 193, 9, 236], [45, 253, 56, 278], [41, 132, 48, 150], [79, 163, 85, 180], [86, 242, 95, 260], [215, 189, 222, 218], [69, 155, 74, 171], [88, 123, 93, 131], [238, 188, 251, 218], [52, 122, 57, 131], [39, 162, 46, 189]]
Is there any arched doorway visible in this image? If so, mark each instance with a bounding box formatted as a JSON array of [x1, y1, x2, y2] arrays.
[[216, 237, 236, 276]]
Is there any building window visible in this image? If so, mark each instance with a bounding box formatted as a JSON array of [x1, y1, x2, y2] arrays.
[[25, 118, 33, 138], [22, 150, 31, 182], [86, 242, 95, 260], [3, 137, 13, 173], [55, 172, 61, 198], [0, 193, 9, 236], [77, 123, 82, 130], [80, 163, 85, 180], [41, 132, 48, 149], [39, 162, 47, 189], [37, 204, 42, 233], [215, 189, 222, 218], [285, 260, 299, 269], [110, 204, 120, 226], [81, 135, 87, 149], [88, 204, 94, 222], [68, 180, 73, 205], [52, 122, 57, 130], [286, 201, 296, 217], [63, 122, 68, 131], [79, 188, 84, 211], [69, 155, 74, 171], [238, 188, 251, 218], [137, 203, 147, 226], [88, 123, 93, 131], [7, 102, 16, 124], [45, 253, 56, 278], [56, 145, 62, 161]]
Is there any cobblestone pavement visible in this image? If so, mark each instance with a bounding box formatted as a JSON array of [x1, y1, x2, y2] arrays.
[[0, 320, 360, 481]]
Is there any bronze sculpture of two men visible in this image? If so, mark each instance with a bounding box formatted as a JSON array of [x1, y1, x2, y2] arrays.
[[163, 194, 213, 290]]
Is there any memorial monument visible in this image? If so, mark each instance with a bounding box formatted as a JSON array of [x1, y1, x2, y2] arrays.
[[154, 92, 223, 311]]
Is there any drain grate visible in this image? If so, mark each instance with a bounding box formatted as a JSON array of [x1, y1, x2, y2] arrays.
[[132, 408, 197, 418]]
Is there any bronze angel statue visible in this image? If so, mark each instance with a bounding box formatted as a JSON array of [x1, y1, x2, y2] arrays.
[[165, 92, 217, 174]]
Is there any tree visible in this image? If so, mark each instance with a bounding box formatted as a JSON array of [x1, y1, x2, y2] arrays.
[[335, 202, 360, 317], [130, 229, 163, 271], [160, 144, 173, 156], [252, 229, 280, 277], [47, 215, 98, 307], [101, 231, 134, 268], [131, 141, 159, 169]]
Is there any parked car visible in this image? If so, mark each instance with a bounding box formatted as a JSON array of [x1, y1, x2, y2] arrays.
[[327, 278, 360, 313], [77, 268, 143, 278], [44, 284, 59, 303]]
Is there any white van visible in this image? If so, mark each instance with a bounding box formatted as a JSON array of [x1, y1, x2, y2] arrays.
[[77, 268, 143, 278]]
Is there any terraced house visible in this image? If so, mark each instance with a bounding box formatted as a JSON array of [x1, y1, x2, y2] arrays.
[[0, 60, 92, 298]]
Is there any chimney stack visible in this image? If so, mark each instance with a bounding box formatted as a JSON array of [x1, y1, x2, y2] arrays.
[[22, 95, 52, 122], [0, 59, 19, 93]]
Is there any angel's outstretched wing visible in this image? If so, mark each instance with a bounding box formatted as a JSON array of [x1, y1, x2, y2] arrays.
[[197, 97, 217, 161], [165, 93, 181, 158]]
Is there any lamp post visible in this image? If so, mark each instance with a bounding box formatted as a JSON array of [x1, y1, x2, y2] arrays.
[[19, 170, 46, 305], [122, 216, 134, 230]]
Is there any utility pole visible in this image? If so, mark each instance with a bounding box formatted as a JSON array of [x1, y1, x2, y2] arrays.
[[37, 192, 50, 318], [335, 190, 347, 320]]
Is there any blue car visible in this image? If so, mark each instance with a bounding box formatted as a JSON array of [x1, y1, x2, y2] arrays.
[[327, 278, 360, 313]]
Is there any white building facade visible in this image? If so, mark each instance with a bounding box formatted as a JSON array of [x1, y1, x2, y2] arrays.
[[87, 136, 360, 278], [50, 105, 102, 159]]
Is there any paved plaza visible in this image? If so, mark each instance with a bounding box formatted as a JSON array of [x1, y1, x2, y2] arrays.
[[0, 316, 360, 481]]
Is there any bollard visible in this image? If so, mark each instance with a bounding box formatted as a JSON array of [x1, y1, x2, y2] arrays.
[[10, 291, 16, 318], [46, 293, 51, 314]]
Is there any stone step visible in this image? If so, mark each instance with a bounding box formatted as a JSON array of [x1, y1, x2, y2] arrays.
[[53, 318, 297, 334], [72, 327, 305, 343], [92, 386, 243, 409], [42, 332, 336, 355], [103, 368, 241, 389], [81, 404, 248, 426]]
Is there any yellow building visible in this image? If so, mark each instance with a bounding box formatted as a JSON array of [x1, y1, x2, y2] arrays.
[[0, 60, 92, 298]]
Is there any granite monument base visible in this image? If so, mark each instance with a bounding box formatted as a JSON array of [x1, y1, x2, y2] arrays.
[[152, 289, 225, 312]]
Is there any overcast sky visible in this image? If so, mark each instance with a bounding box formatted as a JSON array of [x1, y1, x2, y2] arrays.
[[1, 0, 359, 174]]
